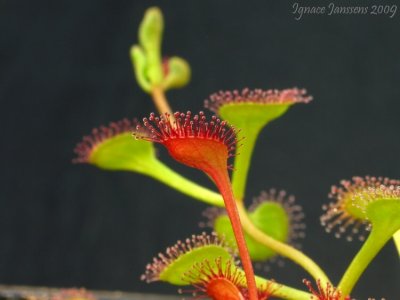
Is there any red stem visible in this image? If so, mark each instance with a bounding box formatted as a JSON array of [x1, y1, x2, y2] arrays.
[[209, 168, 258, 300]]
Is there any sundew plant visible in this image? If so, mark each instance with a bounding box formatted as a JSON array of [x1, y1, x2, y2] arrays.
[[73, 7, 400, 300]]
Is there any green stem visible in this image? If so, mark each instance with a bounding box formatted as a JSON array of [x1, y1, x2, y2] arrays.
[[141, 159, 224, 207], [337, 223, 394, 297], [393, 229, 400, 257], [338, 200, 400, 297], [237, 202, 331, 286], [232, 125, 261, 201], [253, 275, 312, 300]]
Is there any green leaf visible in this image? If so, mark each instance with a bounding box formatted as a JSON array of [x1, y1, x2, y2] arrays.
[[214, 202, 290, 261], [89, 132, 157, 174], [366, 199, 400, 233], [159, 244, 233, 285], [219, 103, 292, 201], [219, 103, 291, 131]]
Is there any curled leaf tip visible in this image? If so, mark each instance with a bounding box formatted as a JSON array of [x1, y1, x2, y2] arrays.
[[131, 7, 191, 93], [161, 56, 191, 90]]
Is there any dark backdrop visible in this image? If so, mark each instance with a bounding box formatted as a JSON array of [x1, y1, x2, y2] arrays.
[[1, 0, 399, 298]]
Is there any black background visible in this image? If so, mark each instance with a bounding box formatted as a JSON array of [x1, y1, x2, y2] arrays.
[[1, 0, 399, 298]]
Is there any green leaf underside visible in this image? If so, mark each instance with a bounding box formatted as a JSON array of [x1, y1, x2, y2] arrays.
[[218, 103, 291, 130], [89, 133, 157, 173], [159, 245, 233, 285], [366, 199, 400, 231], [219, 102, 293, 200], [214, 202, 290, 261]]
